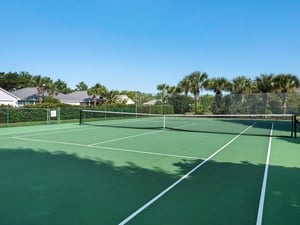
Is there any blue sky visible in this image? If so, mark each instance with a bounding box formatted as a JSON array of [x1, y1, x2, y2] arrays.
[[1, 0, 299, 93]]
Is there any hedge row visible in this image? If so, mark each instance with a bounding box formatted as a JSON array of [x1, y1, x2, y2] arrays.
[[0, 104, 174, 125]]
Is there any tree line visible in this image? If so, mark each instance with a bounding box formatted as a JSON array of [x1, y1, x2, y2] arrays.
[[157, 71, 300, 113], [0, 71, 154, 103], [1, 71, 299, 113]]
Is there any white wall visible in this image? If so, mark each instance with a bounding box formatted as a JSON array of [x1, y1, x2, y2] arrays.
[[0, 89, 19, 107]]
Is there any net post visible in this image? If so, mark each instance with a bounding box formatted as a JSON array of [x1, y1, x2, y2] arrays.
[[163, 115, 166, 129]]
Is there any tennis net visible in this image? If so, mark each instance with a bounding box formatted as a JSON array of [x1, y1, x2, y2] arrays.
[[80, 110, 297, 138]]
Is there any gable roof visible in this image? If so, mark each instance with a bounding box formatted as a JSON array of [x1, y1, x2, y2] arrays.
[[54, 91, 92, 104], [143, 99, 159, 105], [65, 91, 92, 101], [0, 87, 20, 100], [114, 95, 135, 105], [12, 87, 40, 100]]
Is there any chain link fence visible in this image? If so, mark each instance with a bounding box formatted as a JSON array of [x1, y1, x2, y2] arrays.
[[165, 93, 300, 115], [1, 93, 299, 126]]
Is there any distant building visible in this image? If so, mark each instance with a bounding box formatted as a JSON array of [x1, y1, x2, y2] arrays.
[[56, 91, 95, 106], [11, 87, 41, 106], [114, 95, 135, 105], [4, 88, 103, 106], [0, 88, 20, 107], [143, 99, 160, 105]]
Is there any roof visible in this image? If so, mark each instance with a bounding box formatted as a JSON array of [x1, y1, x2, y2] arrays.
[[65, 91, 92, 102], [11, 88, 94, 104], [143, 99, 159, 105], [55, 91, 94, 104], [114, 95, 135, 105], [0, 87, 20, 100], [12, 87, 40, 100]]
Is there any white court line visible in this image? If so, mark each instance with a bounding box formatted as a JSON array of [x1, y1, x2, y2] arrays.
[[256, 123, 273, 225], [11, 125, 101, 138], [0, 125, 80, 138], [87, 122, 198, 146], [11, 137, 202, 160], [88, 130, 164, 146], [118, 122, 256, 225], [0, 136, 12, 140]]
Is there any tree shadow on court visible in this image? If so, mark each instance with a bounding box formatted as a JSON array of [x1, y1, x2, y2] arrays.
[[0, 148, 299, 225], [169, 118, 297, 139], [277, 136, 300, 144], [215, 118, 298, 139]]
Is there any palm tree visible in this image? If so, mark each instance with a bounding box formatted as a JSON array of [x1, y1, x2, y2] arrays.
[[54, 79, 71, 94], [255, 74, 276, 93], [273, 74, 300, 113], [167, 86, 181, 96], [205, 77, 231, 112], [231, 76, 252, 94], [106, 90, 120, 104], [274, 74, 299, 93], [178, 76, 191, 96], [75, 81, 89, 91], [33, 76, 53, 102], [32, 75, 44, 87], [43, 77, 55, 96], [230, 76, 252, 113], [19, 71, 34, 88], [187, 71, 208, 113], [255, 74, 276, 113], [157, 83, 169, 104], [88, 83, 109, 106]]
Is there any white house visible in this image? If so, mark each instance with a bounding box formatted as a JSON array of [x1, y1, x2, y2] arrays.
[[114, 95, 135, 105], [0, 88, 20, 107], [56, 91, 97, 106], [11, 87, 41, 106], [143, 99, 160, 105]]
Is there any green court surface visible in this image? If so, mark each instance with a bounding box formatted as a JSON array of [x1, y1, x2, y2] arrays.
[[0, 121, 299, 225]]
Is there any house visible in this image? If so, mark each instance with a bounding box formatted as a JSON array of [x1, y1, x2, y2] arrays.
[[57, 91, 98, 106], [114, 95, 135, 105], [11, 87, 42, 106], [143, 99, 160, 105], [3, 87, 137, 106], [8, 88, 101, 106], [0, 88, 20, 107]]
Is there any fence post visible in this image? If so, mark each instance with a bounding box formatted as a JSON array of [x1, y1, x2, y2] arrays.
[[57, 107, 60, 124], [6, 107, 9, 124], [47, 107, 50, 124]]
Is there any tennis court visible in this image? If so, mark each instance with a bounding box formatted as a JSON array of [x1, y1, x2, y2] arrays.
[[0, 112, 299, 225]]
